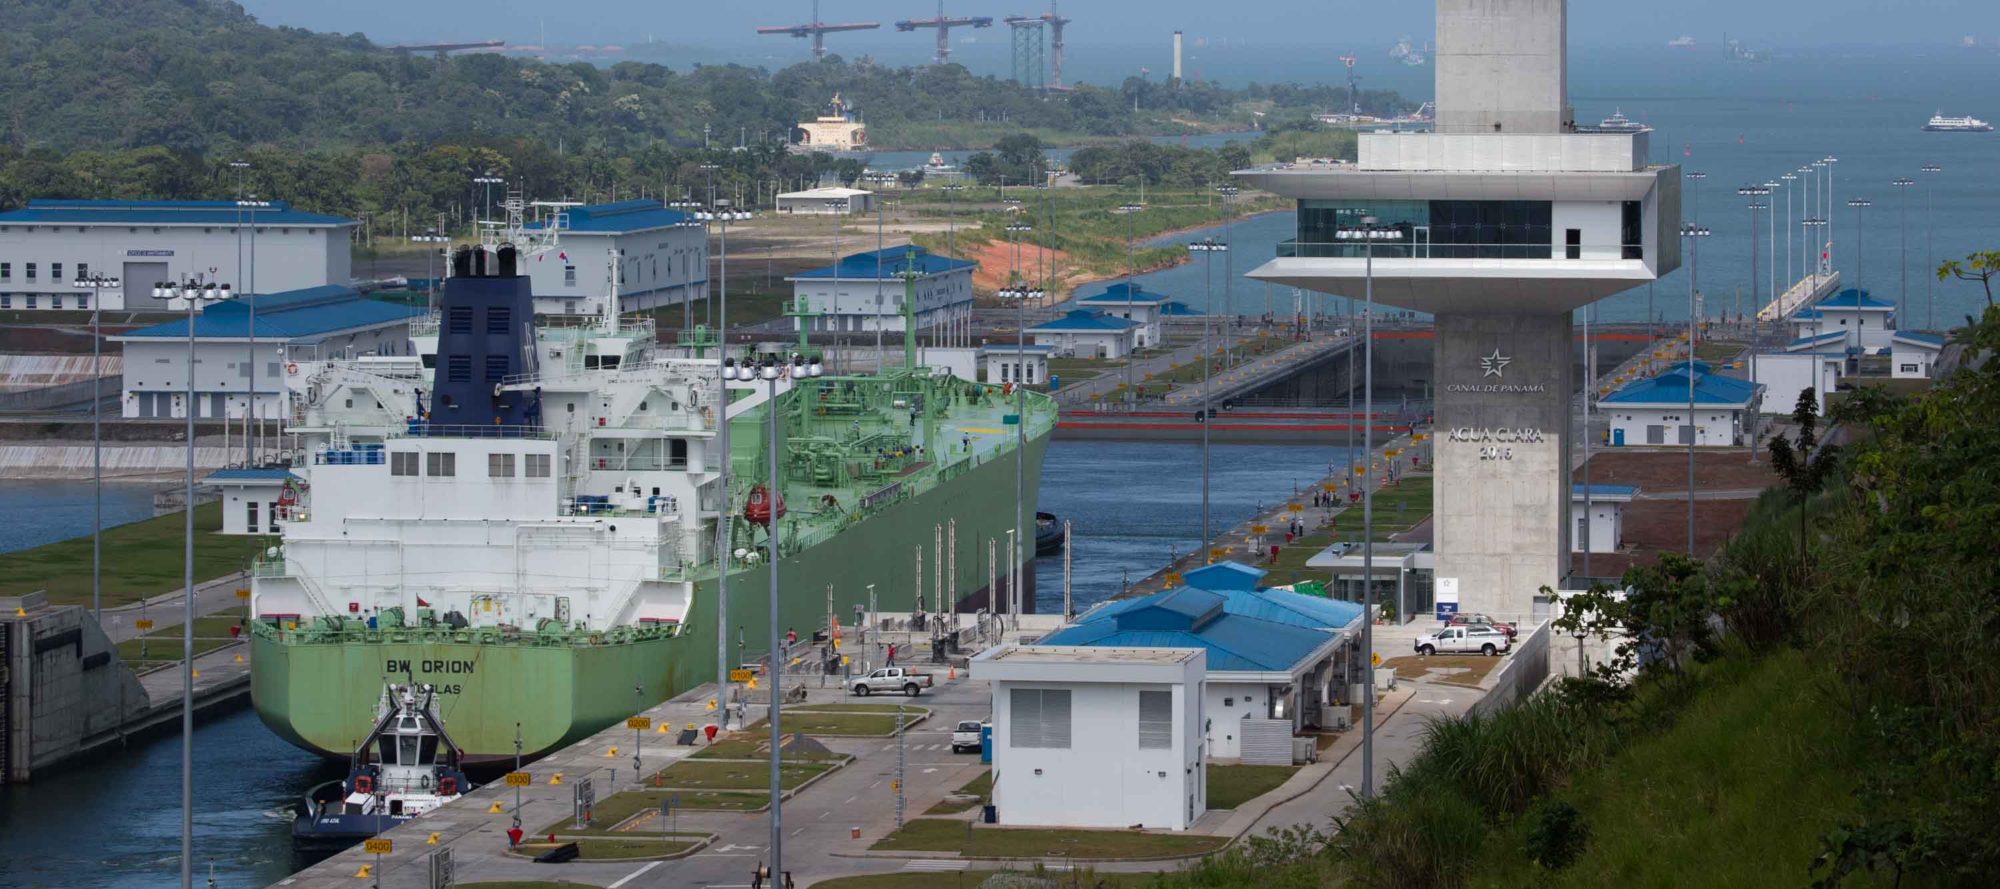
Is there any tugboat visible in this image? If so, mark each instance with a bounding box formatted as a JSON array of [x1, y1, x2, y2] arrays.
[[291, 684, 472, 848], [1035, 511, 1066, 557]]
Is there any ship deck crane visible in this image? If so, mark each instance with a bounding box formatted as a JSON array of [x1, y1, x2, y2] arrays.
[[895, 2, 994, 65], [757, 0, 881, 60]]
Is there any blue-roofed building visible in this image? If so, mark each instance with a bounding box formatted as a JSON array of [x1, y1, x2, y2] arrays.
[[1751, 350, 1845, 416], [1570, 483, 1637, 554], [517, 200, 706, 316], [110, 286, 425, 420], [204, 467, 297, 535], [1790, 288, 1897, 351], [1076, 282, 1169, 347], [1034, 560, 1367, 761], [0, 199, 355, 312], [1892, 330, 1945, 379], [1028, 309, 1138, 360], [1601, 365, 1763, 447], [785, 246, 974, 335]]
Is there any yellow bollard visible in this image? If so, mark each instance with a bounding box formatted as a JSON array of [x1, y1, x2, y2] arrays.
[[657, 723, 671, 734], [234, 654, 244, 664], [191, 669, 201, 679], [354, 865, 372, 879], [487, 801, 504, 813], [549, 772, 563, 785], [426, 832, 440, 845], [606, 746, 618, 757]]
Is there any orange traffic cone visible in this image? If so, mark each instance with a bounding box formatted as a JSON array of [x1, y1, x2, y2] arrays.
[[948, 665, 957, 681]]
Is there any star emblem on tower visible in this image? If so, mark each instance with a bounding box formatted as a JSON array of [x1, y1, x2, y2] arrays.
[[1480, 349, 1512, 378]]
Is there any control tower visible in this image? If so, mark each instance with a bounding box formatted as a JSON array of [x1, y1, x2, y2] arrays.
[[1238, 0, 1681, 621]]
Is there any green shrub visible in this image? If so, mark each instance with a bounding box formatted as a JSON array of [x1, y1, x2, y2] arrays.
[[1519, 799, 1591, 871]]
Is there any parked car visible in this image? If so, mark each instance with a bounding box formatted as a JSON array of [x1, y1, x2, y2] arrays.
[[951, 720, 988, 754], [1414, 626, 1512, 657], [850, 666, 934, 697], [1444, 612, 1517, 639]]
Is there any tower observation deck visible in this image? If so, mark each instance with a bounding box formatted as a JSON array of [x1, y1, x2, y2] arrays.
[[1237, 0, 1682, 622]]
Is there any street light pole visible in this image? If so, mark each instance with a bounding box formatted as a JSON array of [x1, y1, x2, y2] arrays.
[[1848, 199, 1873, 299], [156, 273, 233, 889], [1002, 221, 1035, 622], [1680, 222, 1710, 557], [1218, 186, 1239, 369], [72, 274, 121, 621], [1891, 178, 1915, 321], [1781, 172, 1797, 296], [1360, 214, 1378, 800], [1920, 164, 1943, 330], [1187, 238, 1226, 560], [1738, 185, 1770, 326]]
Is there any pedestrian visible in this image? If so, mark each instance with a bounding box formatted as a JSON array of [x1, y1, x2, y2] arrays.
[[886, 643, 897, 667], [786, 627, 798, 647]]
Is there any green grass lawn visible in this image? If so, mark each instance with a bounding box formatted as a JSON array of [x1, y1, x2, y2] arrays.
[[786, 702, 930, 715], [690, 737, 848, 762], [506, 838, 697, 860], [1205, 763, 1300, 810], [115, 635, 238, 666], [651, 759, 831, 791], [0, 503, 271, 608], [745, 711, 907, 736], [924, 769, 993, 815], [872, 819, 1227, 859], [538, 789, 723, 836], [809, 872, 1156, 889], [1694, 341, 1746, 363], [457, 882, 599, 889], [1461, 650, 1862, 887]]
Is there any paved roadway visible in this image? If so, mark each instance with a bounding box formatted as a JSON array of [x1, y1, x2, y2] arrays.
[[101, 571, 249, 643]]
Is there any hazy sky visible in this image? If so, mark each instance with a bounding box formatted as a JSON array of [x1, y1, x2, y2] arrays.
[[239, 0, 2000, 50]]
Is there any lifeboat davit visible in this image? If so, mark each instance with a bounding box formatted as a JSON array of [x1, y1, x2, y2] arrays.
[[745, 484, 787, 526]]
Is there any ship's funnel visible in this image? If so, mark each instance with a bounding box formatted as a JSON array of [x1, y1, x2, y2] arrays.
[[428, 246, 542, 430]]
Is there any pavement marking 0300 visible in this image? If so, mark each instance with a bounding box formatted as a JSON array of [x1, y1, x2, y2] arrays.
[[607, 860, 663, 888], [904, 860, 970, 871]]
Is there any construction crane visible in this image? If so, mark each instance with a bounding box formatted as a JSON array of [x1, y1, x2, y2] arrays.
[[1035, 1, 1071, 89], [1339, 54, 1360, 115], [896, 2, 994, 65], [757, 0, 881, 61]]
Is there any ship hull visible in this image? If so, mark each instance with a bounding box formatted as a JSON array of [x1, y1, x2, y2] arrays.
[[251, 432, 1049, 761]]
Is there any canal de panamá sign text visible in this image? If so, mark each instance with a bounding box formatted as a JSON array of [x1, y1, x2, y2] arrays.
[[1447, 350, 1548, 394]]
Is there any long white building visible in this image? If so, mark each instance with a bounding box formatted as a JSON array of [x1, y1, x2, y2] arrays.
[[0, 199, 354, 311], [787, 247, 974, 333], [1239, 0, 1681, 622], [519, 200, 707, 316]]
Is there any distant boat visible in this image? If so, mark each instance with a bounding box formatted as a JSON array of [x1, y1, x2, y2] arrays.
[[1597, 109, 1649, 132], [1923, 112, 1993, 132], [1668, 36, 1697, 49]]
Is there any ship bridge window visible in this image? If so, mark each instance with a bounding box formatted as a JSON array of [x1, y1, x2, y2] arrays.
[[399, 736, 420, 767], [671, 438, 688, 468], [376, 736, 397, 765]]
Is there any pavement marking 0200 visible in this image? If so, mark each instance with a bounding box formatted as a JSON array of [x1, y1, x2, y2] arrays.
[[607, 861, 663, 889]]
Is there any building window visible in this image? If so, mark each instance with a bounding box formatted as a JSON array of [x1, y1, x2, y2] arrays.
[[24, 296, 34, 309], [76, 296, 86, 310], [25, 262, 35, 281], [391, 452, 419, 476], [564, 265, 577, 286], [1, 263, 10, 280], [50, 263, 61, 281], [1138, 690, 1173, 750], [526, 453, 552, 478], [1900, 363, 1920, 373], [1009, 688, 1072, 749], [426, 451, 456, 477], [50, 295, 61, 310], [488, 453, 516, 477], [246, 501, 260, 532]]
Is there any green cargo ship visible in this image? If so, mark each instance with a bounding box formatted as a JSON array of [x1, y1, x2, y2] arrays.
[[250, 245, 1053, 761]]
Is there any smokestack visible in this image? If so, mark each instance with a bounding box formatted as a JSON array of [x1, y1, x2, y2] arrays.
[[1172, 31, 1183, 84]]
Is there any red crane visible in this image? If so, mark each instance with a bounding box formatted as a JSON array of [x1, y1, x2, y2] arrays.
[[896, 1, 994, 65], [757, 0, 881, 61]]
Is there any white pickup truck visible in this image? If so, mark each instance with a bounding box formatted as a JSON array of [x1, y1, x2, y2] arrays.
[[1414, 625, 1513, 657], [850, 666, 935, 697]]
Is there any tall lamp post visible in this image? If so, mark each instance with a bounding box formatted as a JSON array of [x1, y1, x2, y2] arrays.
[[235, 199, 270, 464], [1216, 185, 1239, 368], [1780, 172, 1798, 299], [1680, 223, 1711, 556], [1822, 156, 1840, 263], [156, 273, 233, 889], [1004, 221, 1034, 624], [1187, 237, 1227, 561], [1118, 203, 1145, 404], [1738, 185, 1770, 326], [72, 273, 121, 621], [1890, 178, 1915, 319], [1359, 214, 1379, 799], [1847, 199, 1873, 296], [1920, 164, 1943, 330], [703, 199, 752, 724], [944, 184, 966, 346]]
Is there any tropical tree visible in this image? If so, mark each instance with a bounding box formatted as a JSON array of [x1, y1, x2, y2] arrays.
[[1766, 387, 1838, 572]]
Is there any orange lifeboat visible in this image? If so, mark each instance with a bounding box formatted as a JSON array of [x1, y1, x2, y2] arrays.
[[745, 484, 787, 526]]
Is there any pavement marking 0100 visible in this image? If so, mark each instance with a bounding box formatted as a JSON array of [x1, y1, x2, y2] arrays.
[[607, 860, 663, 888]]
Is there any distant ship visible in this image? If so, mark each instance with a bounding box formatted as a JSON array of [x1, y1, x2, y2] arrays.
[[1923, 112, 1993, 132], [1668, 36, 1697, 49], [1389, 36, 1428, 67], [1596, 109, 1649, 132]]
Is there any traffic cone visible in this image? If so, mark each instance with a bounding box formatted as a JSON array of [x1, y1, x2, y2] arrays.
[[948, 665, 956, 681]]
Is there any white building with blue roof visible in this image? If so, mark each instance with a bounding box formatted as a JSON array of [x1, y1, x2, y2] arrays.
[[205, 467, 297, 535], [1032, 561, 1366, 762], [1028, 309, 1138, 360], [1892, 330, 1944, 379], [1075, 282, 1169, 348], [111, 286, 426, 420], [1601, 361, 1762, 447], [520, 200, 706, 316], [1571, 484, 1636, 554], [1752, 350, 1844, 416], [786, 246, 973, 334], [0, 199, 355, 311], [1790, 288, 1897, 351]]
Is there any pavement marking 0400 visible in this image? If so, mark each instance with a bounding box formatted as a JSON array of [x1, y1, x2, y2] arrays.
[[607, 860, 663, 888]]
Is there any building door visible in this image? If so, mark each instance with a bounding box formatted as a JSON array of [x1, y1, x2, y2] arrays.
[[123, 262, 169, 308], [1612, 427, 1625, 446], [1645, 424, 1664, 445], [1679, 424, 1695, 445], [1565, 229, 1582, 260], [210, 393, 226, 418]]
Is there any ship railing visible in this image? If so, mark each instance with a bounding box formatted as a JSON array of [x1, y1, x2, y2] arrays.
[[409, 316, 441, 338], [387, 424, 557, 440], [1276, 239, 1645, 261], [251, 555, 289, 577]]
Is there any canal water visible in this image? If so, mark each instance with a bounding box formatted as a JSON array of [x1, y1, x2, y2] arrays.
[[0, 438, 1340, 888], [0, 480, 159, 555]]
